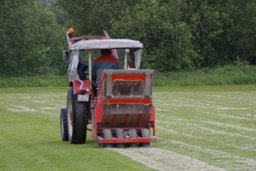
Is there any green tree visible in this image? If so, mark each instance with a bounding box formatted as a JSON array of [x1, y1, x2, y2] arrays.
[[58, 0, 140, 34], [111, 0, 199, 71], [232, 0, 256, 64], [183, 0, 256, 66], [58, 0, 256, 72], [0, 0, 65, 76]]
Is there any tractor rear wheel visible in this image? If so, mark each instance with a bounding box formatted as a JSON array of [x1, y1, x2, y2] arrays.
[[60, 108, 68, 141], [67, 87, 88, 144]]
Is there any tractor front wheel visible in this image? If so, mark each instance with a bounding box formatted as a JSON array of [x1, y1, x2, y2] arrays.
[[67, 87, 88, 144], [60, 108, 68, 141]]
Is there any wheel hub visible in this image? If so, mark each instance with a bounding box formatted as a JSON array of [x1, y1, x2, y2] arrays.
[[124, 130, 132, 138]]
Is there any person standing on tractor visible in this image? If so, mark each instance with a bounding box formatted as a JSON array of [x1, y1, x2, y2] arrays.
[[92, 49, 119, 84]]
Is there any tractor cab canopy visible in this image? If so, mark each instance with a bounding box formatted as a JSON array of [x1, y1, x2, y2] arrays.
[[70, 39, 143, 50], [65, 38, 144, 83]]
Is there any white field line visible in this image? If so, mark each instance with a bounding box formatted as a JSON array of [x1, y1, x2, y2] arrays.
[[7, 106, 57, 116], [232, 144, 256, 150], [40, 106, 58, 110], [153, 92, 173, 94], [155, 108, 171, 112], [192, 125, 254, 140], [179, 95, 254, 104], [173, 98, 221, 106], [157, 126, 197, 139], [38, 110, 57, 116], [158, 138, 256, 171], [155, 94, 253, 109], [157, 126, 256, 151], [110, 147, 225, 171], [157, 122, 256, 153], [156, 101, 251, 121], [156, 105, 250, 120], [157, 118, 256, 136], [158, 123, 254, 142], [7, 105, 35, 112], [203, 121, 256, 132], [216, 107, 249, 110], [210, 95, 226, 98], [158, 113, 256, 133], [158, 124, 256, 151], [158, 102, 212, 109], [5, 102, 59, 116], [188, 110, 251, 120], [157, 101, 250, 110], [156, 96, 221, 105], [33, 100, 48, 103], [156, 92, 256, 103], [203, 111, 250, 120]]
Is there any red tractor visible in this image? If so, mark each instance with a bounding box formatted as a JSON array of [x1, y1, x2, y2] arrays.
[[60, 28, 156, 147]]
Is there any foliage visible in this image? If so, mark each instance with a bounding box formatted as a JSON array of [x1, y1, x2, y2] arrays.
[[110, 1, 200, 71], [1, 0, 256, 75], [0, 0, 65, 76], [59, 0, 256, 72]]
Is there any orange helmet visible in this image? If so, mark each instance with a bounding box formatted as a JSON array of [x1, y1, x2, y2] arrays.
[[67, 27, 74, 36]]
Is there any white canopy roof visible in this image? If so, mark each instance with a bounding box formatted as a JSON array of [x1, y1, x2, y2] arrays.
[[70, 39, 143, 50]]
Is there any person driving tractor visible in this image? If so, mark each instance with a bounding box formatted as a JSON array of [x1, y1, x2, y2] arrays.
[[92, 49, 119, 83]]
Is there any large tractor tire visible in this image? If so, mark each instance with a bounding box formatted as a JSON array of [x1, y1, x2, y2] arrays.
[[67, 87, 88, 144], [60, 108, 68, 141]]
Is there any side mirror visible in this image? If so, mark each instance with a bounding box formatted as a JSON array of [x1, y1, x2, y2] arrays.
[[63, 50, 70, 64]]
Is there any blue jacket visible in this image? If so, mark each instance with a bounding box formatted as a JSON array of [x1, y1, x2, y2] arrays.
[[92, 55, 119, 83]]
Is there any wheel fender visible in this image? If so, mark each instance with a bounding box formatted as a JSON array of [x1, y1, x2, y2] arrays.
[[72, 80, 91, 95]]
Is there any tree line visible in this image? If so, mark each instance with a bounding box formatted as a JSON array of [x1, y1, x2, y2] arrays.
[[1, 0, 256, 75]]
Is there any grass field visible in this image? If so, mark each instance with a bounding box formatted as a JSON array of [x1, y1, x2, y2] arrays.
[[153, 85, 256, 170], [0, 86, 255, 171]]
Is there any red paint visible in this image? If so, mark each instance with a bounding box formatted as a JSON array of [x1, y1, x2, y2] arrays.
[[91, 71, 156, 144], [72, 80, 91, 95], [94, 55, 118, 63]]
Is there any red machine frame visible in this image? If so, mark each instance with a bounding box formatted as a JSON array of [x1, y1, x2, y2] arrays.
[[92, 70, 156, 145]]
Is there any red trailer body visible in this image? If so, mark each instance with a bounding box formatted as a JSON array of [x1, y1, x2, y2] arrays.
[[92, 70, 155, 146]]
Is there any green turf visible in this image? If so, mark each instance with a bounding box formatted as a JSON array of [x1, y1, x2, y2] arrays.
[[0, 87, 154, 171], [0, 86, 255, 171], [153, 85, 256, 170]]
